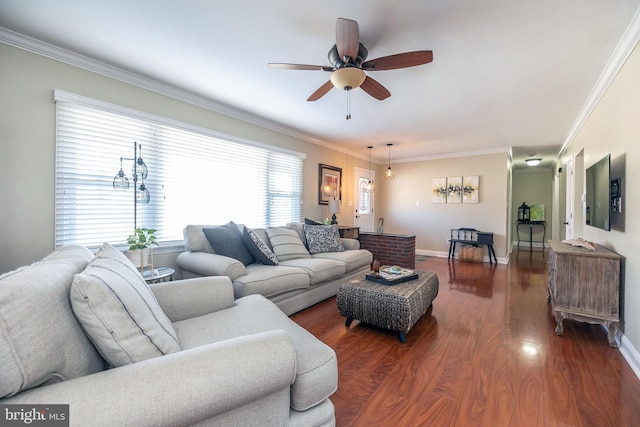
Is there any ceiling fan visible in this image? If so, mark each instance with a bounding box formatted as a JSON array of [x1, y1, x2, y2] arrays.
[[268, 18, 433, 104]]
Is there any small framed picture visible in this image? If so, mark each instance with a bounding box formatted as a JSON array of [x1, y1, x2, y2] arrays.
[[318, 164, 342, 205]]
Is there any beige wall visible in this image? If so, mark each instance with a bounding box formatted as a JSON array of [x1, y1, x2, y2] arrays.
[[560, 43, 640, 350], [0, 44, 368, 273], [374, 153, 509, 260]]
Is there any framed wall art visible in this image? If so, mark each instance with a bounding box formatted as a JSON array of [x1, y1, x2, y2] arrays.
[[462, 175, 479, 203], [447, 176, 462, 204], [318, 163, 342, 205], [432, 177, 447, 204]]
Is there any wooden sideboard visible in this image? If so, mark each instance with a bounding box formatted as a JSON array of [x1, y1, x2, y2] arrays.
[[547, 240, 621, 347]]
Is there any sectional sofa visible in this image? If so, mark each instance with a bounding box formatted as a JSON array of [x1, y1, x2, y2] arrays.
[[177, 222, 373, 315]]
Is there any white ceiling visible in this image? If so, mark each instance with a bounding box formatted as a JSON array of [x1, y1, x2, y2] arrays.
[[1, 0, 639, 168]]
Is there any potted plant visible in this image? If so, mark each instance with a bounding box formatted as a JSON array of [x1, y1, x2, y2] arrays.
[[126, 227, 158, 269]]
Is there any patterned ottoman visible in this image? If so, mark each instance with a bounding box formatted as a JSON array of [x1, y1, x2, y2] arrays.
[[337, 271, 439, 343]]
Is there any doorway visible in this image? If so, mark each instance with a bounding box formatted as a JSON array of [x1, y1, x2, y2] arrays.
[[354, 167, 374, 232]]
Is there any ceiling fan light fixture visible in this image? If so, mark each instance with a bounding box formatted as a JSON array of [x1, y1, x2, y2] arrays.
[[330, 67, 366, 90], [526, 158, 542, 167]]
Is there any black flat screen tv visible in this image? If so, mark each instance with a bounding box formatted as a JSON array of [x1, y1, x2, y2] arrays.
[[585, 154, 610, 231]]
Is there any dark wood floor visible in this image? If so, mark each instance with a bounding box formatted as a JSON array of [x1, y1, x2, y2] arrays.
[[291, 250, 640, 426]]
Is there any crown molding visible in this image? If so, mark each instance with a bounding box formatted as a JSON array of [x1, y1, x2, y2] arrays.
[[559, 5, 640, 156], [0, 27, 332, 147], [394, 146, 511, 164], [1, 27, 498, 166]]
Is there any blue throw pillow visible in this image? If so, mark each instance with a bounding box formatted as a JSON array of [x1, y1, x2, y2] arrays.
[[202, 222, 255, 266]]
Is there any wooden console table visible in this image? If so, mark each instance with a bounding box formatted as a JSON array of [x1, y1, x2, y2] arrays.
[[547, 240, 621, 347]]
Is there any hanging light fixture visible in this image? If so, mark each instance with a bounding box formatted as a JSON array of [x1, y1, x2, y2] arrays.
[[113, 142, 150, 231], [330, 68, 366, 120], [113, 158, 130, 190], [526, 158, 542, 167], [366, 146, 374, 193], [385, 143, 394, 180]]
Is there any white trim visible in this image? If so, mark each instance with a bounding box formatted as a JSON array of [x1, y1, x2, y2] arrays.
[[52, 89, 306, 159], [0, 28, 319, 148], [394, 146, 511, 164], [415, 249, 507, 264], [620, 334, 640, 380], [559, 6, 640, 156]]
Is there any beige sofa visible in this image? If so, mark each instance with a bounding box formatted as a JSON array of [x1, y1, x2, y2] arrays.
[[177, 222, 373, 315], [0, 244, 337, 426]]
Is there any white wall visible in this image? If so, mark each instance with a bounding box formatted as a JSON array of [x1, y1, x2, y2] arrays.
[[560, 43, 640, 352]]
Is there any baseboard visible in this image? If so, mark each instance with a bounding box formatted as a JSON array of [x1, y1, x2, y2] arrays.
[[511, 240, 546, 249], [416, 249, 447, 258], [619, 333, 640, 380], [415, 249, 507, 264]]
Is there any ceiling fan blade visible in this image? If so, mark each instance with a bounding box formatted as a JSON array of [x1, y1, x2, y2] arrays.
[[360, 76, 391, 100], [336, 18, 359, 63], [362, 50, 433, 71], [307, 81, 334, 101], [268, 63, 333, 71]]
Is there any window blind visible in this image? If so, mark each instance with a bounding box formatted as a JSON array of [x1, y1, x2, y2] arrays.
[[54, 90, 304, 248]]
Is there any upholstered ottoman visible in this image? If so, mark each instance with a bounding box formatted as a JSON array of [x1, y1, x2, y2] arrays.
[[337, 272, 439, 342]]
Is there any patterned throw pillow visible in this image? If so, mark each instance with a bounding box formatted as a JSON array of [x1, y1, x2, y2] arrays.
[[202, 222, 255, 266], [303, 224, 345, 254], [243, 227, 279, 265]]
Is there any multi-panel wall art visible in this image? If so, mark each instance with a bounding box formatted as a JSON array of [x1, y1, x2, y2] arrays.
[[432, 176, 479, 204]]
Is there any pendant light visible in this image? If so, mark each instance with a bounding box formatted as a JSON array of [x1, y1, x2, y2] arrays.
[[385, 143, 394, 180], [366, 146, 374, 193]]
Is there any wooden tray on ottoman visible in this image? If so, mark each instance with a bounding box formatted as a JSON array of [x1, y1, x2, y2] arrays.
[[365, 269, 419, 285]]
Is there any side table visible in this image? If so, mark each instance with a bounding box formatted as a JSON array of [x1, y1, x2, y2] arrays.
[[143, 267, 175, 284]]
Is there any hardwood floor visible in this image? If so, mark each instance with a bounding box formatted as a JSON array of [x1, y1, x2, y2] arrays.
[[291, 250, 640, 426]]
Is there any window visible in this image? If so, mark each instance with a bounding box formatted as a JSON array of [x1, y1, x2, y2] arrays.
[[54, 90, 304, 248]]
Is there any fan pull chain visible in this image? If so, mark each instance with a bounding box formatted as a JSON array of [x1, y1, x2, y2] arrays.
[[346, 88, 351, 120]]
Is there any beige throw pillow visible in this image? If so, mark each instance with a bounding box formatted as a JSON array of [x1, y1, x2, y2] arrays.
[[266, 227, 311, 261], [70, 243, 180, 367]]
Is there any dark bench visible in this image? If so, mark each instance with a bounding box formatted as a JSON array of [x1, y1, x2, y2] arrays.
[[448, 228, 497, 264]]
